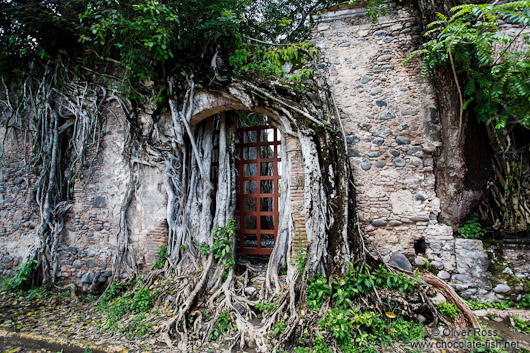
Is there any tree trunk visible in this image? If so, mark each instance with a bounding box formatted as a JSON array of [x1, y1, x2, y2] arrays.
[[416, 0, 486, 229]]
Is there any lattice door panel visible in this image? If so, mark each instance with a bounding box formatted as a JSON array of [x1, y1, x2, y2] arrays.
[[235, 125, 281, 255]]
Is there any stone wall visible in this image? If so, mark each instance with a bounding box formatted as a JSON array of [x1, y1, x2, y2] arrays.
[[312, 6, 442, 257], [312, 5, 529, 301], [0, 127, 39, 276]]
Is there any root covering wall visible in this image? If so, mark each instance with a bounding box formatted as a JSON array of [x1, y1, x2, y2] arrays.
[[0, 4, 528, 301]]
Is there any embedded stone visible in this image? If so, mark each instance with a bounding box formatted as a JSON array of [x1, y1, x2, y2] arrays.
[[383, 37, 393, 43], [85, 259, 98, 268], [67, 247, 78, 254], [389, 149, 400, 157], [373, 30, 388, 36], [81, 271, 94, 284], [372, 219, 388, 227], [373, 125, 392, 138], [370, 87, 384, 95], [415, 193, 426, 201], [368, 152, 380, 158], [338, 42, 351, 47], [388, 252, 413, 272], [407, 146, 423, 155], [438, 271, 451, 280], [360, 159, 372, 170], [396, 136, 411, 145], [378, 112, 396, 120], [93, 196, 106, 208], [401, 109, 419, 116], [393, 158, 406, 167], [372, 138, 384, 146], [375, 100, 387, 107], [388, 220, 402, 226], [72, 260, 82, 269], [493, 284, 510, 294], [1, 256, 13, 264], [346, 135, 360, 144], [377, 54, 393, 62], [348, 148, 360, 158], [375, 160, 386, 168], [360, 76, 373, 84], [453, 274, 473, 283], [98, 276, 107, 283]]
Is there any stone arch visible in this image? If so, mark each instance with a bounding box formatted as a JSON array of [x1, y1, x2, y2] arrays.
[[187, 89, 309, 274]]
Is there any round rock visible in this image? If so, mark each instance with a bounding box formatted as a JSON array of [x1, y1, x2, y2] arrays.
[[388, 252, 412, 272], [437, 271, 451, 280], [360, 159, 372, 170], [493, 284, 510, 294]]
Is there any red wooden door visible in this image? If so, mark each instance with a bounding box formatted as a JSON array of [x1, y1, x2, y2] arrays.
[[235, 126, 281, 255]]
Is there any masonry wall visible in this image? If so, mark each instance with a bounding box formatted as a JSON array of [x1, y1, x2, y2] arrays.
[[312, 6, 442, 257], [312, 5, 529, 301]]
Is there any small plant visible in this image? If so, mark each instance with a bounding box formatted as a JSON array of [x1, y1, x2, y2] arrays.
[[255, 301, 278, 313], [199, 242, 211, 256], [307, 274, 332, 311], [513, 316, 530, 334], [436, 301, 460, 319], [458, 214, 487, 239], [0, 259, 37, 292], [212, 220, 236, 275], [291, 246, 307, 274], [152, 244, 168, 269], [210, 311, 234, 340], [271, 319, 287, 337]]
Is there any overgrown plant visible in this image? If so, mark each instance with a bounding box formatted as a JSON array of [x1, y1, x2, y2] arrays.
[[212, 219, 236, 276], [152, 245, 168, 270], [458, 214, 487, 239], [0, 260, 37, 292], [436, 301, 461, 319], [405, 1, 530, 131]]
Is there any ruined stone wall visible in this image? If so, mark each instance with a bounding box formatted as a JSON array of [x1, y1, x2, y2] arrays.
[[312, 5, 529, 301], [312, 7, 442, 257], [0, 127, 39, 276]]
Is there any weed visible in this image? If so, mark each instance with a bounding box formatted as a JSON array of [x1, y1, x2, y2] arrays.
[[513, 316, 530, 334], [255, 301, 278, 313], [0, 260, 37, 292], [152, 244, 168, 269], [458, 214, 487, 239], [307, 274, 331, 311], [291, 246, 307, 274], [436, 302, 460, 319], [271, 319, 287, 337], [210, 311, 234, 340]]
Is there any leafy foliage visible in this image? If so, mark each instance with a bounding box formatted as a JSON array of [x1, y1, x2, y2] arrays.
[[458, 214, 488, 239], [212, 219, 236, 276], [0, 260, 37, 292], [97, 276, 157, 336], [405, 1, 530, 130], [210, 310, 235, 340], [318, 307, 425, 352], [513, 315, 530, 334], [152, 244, 168, 269], [436, 301, 460, 319], [307, 263, 419, 313]]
